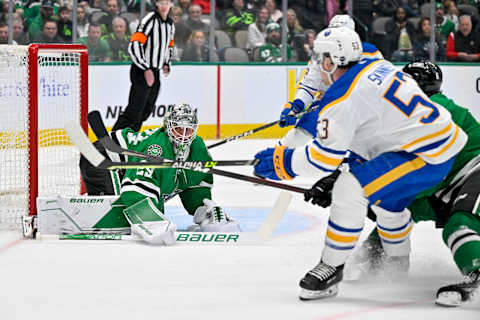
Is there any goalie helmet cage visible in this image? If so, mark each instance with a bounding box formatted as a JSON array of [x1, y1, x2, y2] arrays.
[[0, 44, 88, 232]]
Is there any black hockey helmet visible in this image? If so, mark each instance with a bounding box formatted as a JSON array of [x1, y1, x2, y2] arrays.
[[402, 60, 442, 96]]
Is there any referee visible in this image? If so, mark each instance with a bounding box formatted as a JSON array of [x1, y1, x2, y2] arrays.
[[113, 0, 175, 132]]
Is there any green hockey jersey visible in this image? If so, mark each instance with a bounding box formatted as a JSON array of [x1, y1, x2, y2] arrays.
[[409, 93, 480, 222], [94, 127, 213, 228]]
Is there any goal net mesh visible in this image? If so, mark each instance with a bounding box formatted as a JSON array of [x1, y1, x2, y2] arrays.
[[0, 45, 83, 230]]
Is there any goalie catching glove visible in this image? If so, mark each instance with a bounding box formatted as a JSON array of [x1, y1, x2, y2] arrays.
[[192, 199, 241, 232]]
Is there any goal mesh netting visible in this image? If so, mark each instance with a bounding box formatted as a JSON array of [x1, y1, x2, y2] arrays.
[[0, 45, 88, 230]]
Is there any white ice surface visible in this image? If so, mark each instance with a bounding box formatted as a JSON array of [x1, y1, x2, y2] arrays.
[[0, 140, 479, 320]]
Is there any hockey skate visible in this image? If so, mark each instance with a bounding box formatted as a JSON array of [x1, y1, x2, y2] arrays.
[[299, 262, 344, 301], [435, 270, 480, 307], [345, 231, 409, 280]]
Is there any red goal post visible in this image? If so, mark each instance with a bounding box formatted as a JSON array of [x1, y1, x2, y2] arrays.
[[0, 44, 88, 234]]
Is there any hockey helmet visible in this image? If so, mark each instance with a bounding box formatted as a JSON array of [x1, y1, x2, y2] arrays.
[[313, 27, 362, 80], [402, 60, 442, 96], [328, 14, 355, 31]]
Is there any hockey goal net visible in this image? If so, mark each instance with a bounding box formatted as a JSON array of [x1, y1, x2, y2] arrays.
[[0, 44, 88, 231]]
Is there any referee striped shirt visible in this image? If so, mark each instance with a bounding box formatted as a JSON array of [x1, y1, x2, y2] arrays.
[[129, 11, 175, 71]]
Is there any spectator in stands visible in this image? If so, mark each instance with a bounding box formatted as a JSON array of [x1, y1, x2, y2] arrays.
[[171, 6, 183, 24], [0, 22, 13, 44], [178, 0, 191, 20], [284, 8, 303, 46], [78, 23, 112, 62], [444, 0, 459, 29], [28, 0, 56, 40], [102, 16, 130, 61], [298, 28, 315, 60], [77, 5, 90, 38], [290, 0, 326, 32], [305, 28, 315, 47], [265, 0, 281, 23], [193, 0, 217, 14], [436, 2, 456, 46], [175, 4, 209, 48], [385, 6, 416, 61], [57, 6, 73, 43], [446, 15, 480, 61], [326, 0, 347, 26], [413, 17, 445, 61], [247, 5, 268, 49], [98, 0, 121, 34], [181, 30, 209, 61], [84, 0, 105, 15], [23, 0, 59, 27], [222, 0, 254, 38], [13, 17, 30, 44], [33, 19, 63, 43], [259, 22, 292, 62]]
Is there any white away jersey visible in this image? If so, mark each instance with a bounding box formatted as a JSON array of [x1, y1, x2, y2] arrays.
[[291, 59, 467, 177], [293, 42, 384, 108]]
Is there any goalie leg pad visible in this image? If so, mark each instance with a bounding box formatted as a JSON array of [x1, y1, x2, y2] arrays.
[[193, 199, 241, 232], [123, 198, 176, 245]]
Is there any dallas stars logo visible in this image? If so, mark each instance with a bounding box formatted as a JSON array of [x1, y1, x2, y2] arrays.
[[147, 144, 163, 157]]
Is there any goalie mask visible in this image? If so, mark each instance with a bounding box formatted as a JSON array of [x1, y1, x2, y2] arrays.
[[164, 103, 199, 160]]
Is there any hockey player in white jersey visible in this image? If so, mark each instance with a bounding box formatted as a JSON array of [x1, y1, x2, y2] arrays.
[[253, 27, 467, 300], [279, 15, 384, 148]]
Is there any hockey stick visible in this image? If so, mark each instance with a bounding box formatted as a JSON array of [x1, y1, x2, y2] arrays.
[[37, 231, 261, 244], [206, 103, 322, 149], [82, 115, 308, 194], [67, 119, 258, 172]]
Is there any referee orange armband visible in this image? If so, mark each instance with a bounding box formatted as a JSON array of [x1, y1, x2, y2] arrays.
[[130, 32, 147, 44]]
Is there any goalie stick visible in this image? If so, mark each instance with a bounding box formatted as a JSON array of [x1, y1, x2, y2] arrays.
[[206, 103, 322, 149], [85, 112, 309, 194], [66, 119, 258, 172]]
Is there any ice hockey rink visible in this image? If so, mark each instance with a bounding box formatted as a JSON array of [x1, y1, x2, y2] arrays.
[[0, 139, 479, 320]]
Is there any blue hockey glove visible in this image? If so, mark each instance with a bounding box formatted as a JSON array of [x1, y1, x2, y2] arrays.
[[254, 145, 296, 180], [279, 99, 305, 128]]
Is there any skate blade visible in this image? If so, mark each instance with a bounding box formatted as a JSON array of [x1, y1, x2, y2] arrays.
[[299, 284, 339, 301], [435, 292, 462, 307]]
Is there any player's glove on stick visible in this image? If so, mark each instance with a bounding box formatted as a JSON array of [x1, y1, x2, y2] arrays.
[[304, 170, 341, 208], [254, 145, 296, 181], [279, 99, 305, 128]]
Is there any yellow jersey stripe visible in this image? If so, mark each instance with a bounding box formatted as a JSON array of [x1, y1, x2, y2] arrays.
[[421, 125, 460, 159], [326, 230, 359, 243], [319, 60, 384, 117], [402, 122, 453, 150], [362, 51, 380, 56], [309, 147, 344, 167], [377, 224, 413, 240], [363, 157, 426, 196]]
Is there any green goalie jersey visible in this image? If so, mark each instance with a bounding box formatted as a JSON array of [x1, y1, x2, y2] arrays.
[[409, 93, 480, 222], [94, 127, 213, 228]]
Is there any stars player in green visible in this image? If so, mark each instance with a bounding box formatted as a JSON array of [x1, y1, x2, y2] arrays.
[[81, 103, 240, 245]]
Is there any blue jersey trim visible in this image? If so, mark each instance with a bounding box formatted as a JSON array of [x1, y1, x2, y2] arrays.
[[377, 218, 412, 232], [312, 140, 347, 156], [325, 241, 356, 250], [328, 219, 363, 233]]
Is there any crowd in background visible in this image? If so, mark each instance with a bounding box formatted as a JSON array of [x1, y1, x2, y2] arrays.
[[0, 0, 479, 62]]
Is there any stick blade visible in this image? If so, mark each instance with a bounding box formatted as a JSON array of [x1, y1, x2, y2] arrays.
[[257, 191, 293, 240], [65, 120, 106, 167], [87, 110, 109, 139]]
